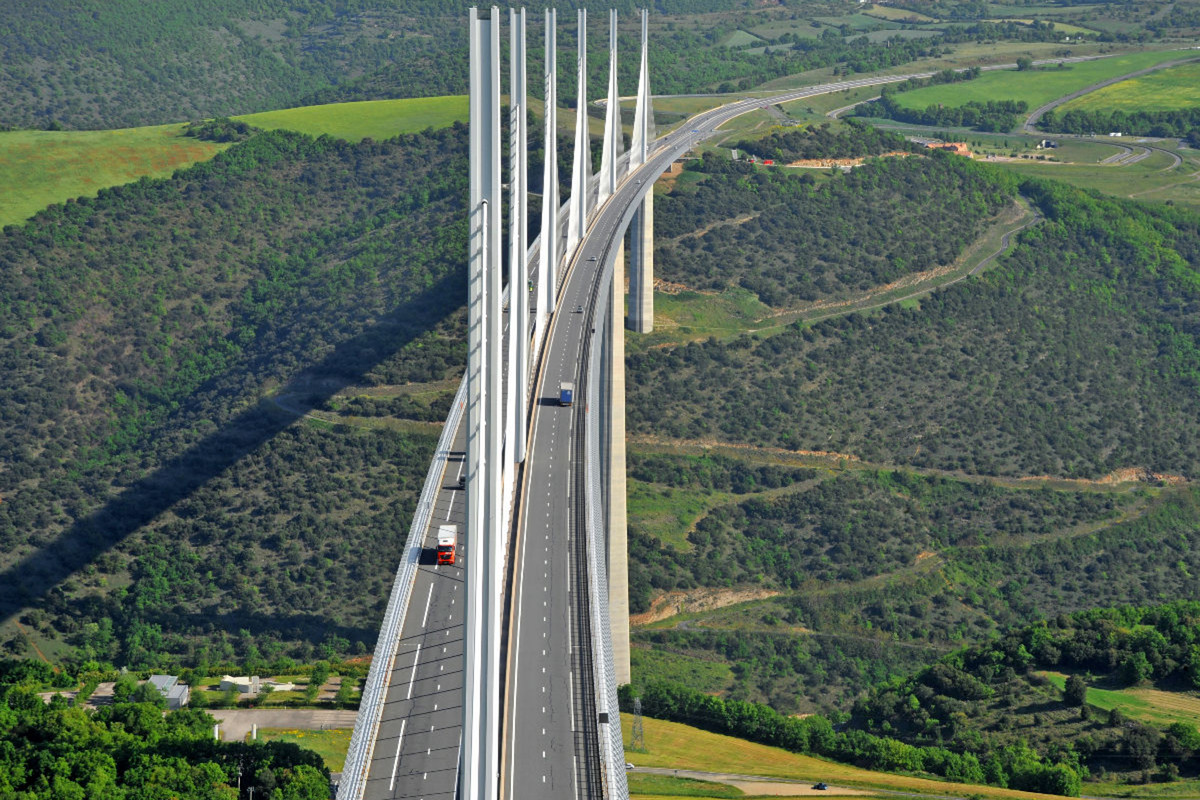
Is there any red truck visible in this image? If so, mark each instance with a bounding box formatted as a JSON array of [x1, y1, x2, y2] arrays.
[[436, 524, 457, 566]]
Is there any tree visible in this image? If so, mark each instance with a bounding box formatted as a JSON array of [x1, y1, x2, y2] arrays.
[[334, 677, 357, 708], [1063, 675, 1087, 707], [1120, 652, 1152, 686], [1016, 56, 1034, 70]]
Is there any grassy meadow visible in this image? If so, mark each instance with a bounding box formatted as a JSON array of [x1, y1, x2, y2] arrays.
[[0, 124, 227, 227], [621, 714, 1075, 800], [256, 728, 352, 771], [864, 4, 940, 23], [0, 95, 473, 229], [1059, 61, 1200, 113], [233, 95, 468, 143], [1039, 672, 1200, 729], [893, 49, 1194, 111], [995, 145, 1200, 206]]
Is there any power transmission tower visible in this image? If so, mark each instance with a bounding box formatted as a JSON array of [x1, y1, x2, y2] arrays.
[[631, 697, 646, 753]]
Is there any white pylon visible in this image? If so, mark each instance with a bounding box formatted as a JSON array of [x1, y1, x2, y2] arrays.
[[566, 8, 589, 259], [537, 8, 558, 333], [630, 9, 651, 170], [506, 5, 528, 507], [465, 7, 501, 800], [598, 8, 621, 207]]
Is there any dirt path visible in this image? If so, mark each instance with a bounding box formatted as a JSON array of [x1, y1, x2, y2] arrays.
[[628, 436, 1190, 492], [634, 767, 873, 796]]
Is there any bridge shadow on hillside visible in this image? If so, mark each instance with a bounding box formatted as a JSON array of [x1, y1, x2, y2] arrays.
[[0, 270, 463, 636]]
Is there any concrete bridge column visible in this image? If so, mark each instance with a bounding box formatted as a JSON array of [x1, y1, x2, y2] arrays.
[[607, 239, 631, 686], [628, 191, 654, 333]]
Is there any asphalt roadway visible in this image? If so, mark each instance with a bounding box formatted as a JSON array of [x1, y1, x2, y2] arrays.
[[361, 421, 467, 800]]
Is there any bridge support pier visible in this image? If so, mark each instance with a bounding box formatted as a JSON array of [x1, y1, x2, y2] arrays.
[[628, 191, 654, 333], [607, 239, 631, 686]]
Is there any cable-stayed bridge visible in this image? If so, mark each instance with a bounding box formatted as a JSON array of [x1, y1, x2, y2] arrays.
[[334, 7, 1006, 799]]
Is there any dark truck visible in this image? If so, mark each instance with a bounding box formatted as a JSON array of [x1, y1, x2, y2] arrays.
[[559, 382, 574, 406]]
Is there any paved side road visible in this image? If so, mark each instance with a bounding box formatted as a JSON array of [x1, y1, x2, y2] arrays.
[[209, 709, 359, 741]]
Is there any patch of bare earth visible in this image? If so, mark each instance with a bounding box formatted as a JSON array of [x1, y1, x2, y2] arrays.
[[1018, 466, 1190, 487], [785, 151, 913, 168], [629, 434, 861, 466], [631, 586, 783, 626]]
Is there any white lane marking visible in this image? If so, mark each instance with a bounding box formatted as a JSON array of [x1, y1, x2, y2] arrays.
[[406, 645, 421, 700], [421, 584, 434, 628], [388, 719, 407, 791], [444, 486, 456, 521], [573, 755, 579, 798], [568, 671, 575, 731]]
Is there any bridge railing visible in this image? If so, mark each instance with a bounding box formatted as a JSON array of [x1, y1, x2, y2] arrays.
[[586, 272, 630, 800], [339, 374, 468, 800]]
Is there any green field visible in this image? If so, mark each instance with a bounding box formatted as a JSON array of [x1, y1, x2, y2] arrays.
[[622, 714, 1070, 800], [234, 96, 468, 143], [628, 479, 733, 551], [864, 4, 939, 23], [1060, 61, 1200, 113], [631, 647, 736, 695], [0, 124, 227, 227], [721, 29, 763, 47], [893, 49, 1194, 111], [995, 146, 1200, 207], [629, 773, 744, 798], [1040, 672, 1200, 729], [815, 13, 902, 31], [986, 17, 1098, 35], [256, 728, 352, 771]]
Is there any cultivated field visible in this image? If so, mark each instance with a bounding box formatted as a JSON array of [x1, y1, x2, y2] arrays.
[[1059, 61, 1200, 113], [864, 4, 939, 22], [234, 96, 468, 143], [892, 49, 1194, 111], [0, 124, 226, 227]]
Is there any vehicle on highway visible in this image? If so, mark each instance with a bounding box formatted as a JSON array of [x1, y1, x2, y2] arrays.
[[587, 255, 597, 261], [625, 762, 634, 771], [812, 782, 828, 790], [574, 304, 583, 313], [558, 381, 574, 407], [436, 524, 457, 565]]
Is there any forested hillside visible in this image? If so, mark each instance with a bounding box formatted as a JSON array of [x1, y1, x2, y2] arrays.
[[0, 125, 471, 666], [625, 139, 1200, 728], [653, 147, 1011, 305], [630, 166, 1200, 479], [855, 601, 1200, 784], [627, 603, 1200, 794], [0, 0, 963, 130]]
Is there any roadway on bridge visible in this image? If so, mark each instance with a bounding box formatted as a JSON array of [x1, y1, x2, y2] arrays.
[[362, 431, 466, 800]]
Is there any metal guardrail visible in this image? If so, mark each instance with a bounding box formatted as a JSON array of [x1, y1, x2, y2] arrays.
[[339, 374, 468, 800], [586, 275, 630, 800]]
